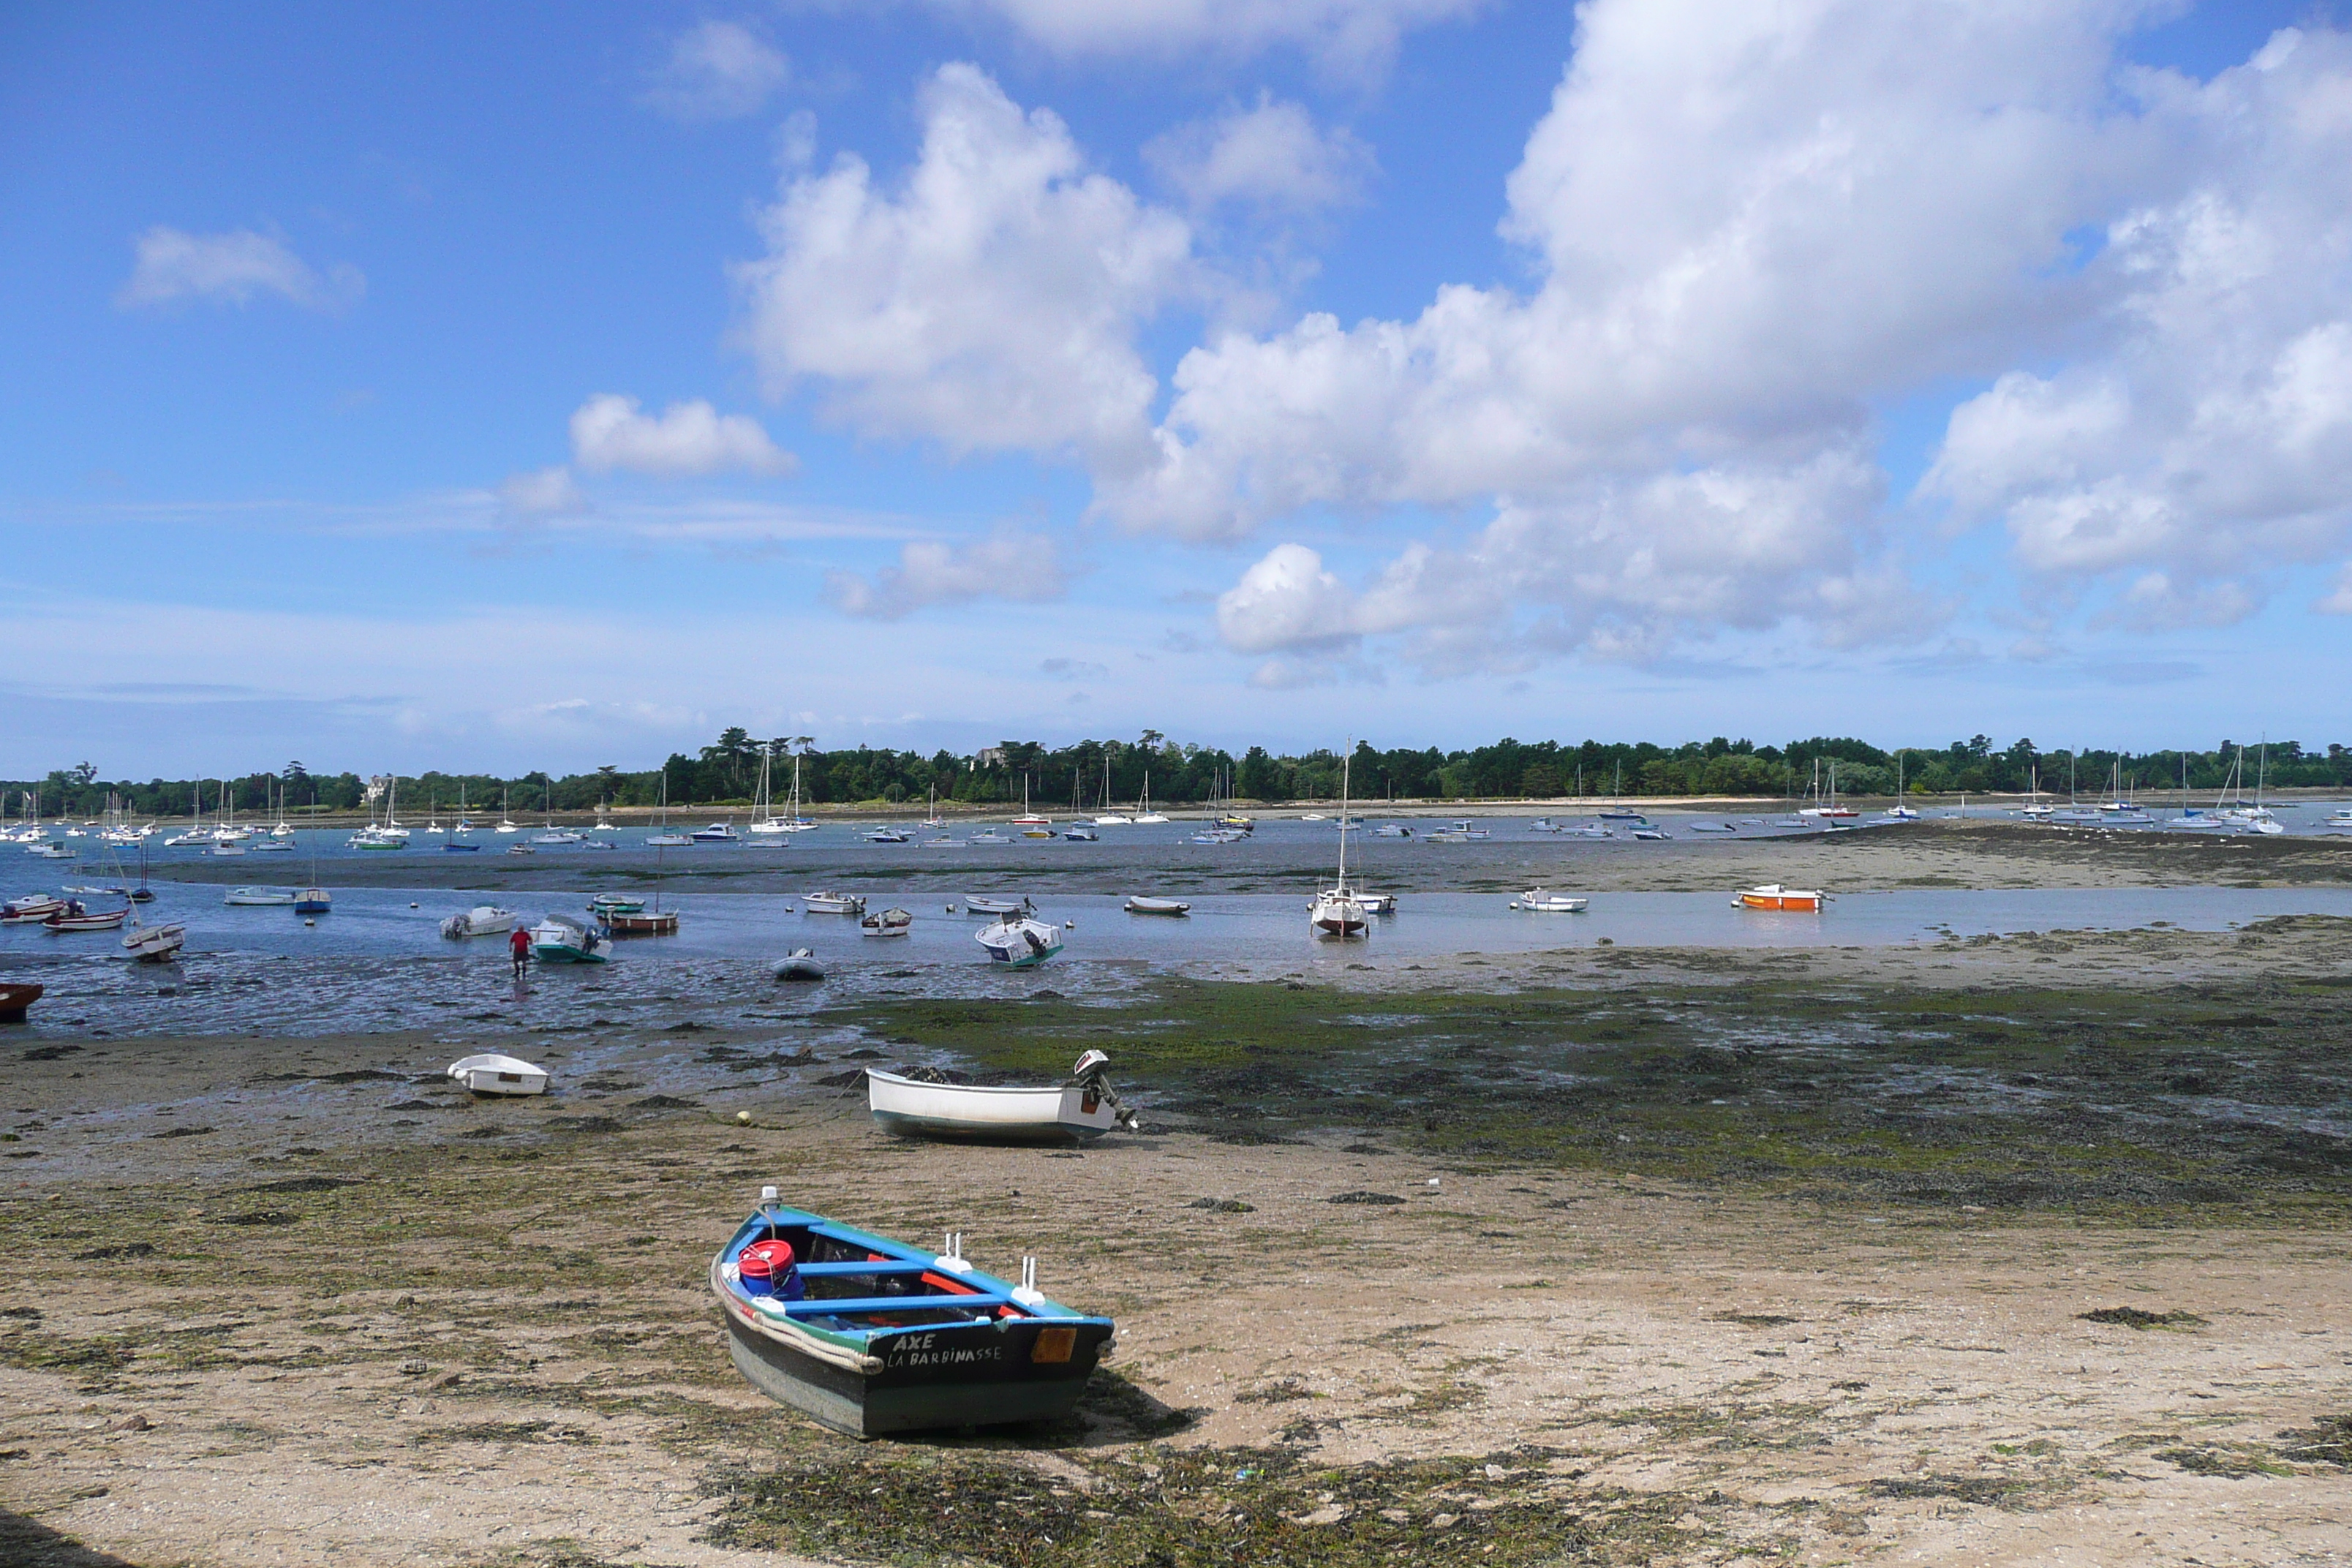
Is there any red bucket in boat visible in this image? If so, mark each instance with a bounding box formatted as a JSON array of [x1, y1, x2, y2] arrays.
[[739, 1240, 800, 1299]]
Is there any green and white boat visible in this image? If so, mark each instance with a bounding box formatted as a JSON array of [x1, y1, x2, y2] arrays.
[[529, 913, 609, 963]]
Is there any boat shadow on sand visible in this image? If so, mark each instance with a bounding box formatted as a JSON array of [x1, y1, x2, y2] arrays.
[[0, 1508, 145, 1568]]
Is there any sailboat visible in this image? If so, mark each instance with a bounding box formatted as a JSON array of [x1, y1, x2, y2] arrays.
[[1796, 759, 1858, 821], [923, 784, 948, 831], [1133, 770, 1169, 824], [1012, 776, 1052, 837], [496, 785, 519, 834], [646, 775, 692, 847], [249, 780, 296, 850], [532, 780, 584, 845], [447, 784, 480, 850], [1093, 755, 1131, 826], [103, 835, 184, 960], [1882, 755, 1920, 821], [377, 777, 410, 841], [164, 785, 208, 846], [749, 752, 789, 837], [1309, 749, 1368, 938]]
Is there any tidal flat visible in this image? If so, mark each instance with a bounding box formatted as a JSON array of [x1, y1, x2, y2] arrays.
[[4, 920, 2351, 1566]]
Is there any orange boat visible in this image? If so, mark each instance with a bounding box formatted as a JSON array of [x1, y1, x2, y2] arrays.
[[1735, 883, 1823, 912]]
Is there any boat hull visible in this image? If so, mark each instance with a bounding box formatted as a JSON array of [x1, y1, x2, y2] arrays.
[[867, 1071, 1120, 1143], [721, 1304, 1105, 1439], [0, 981, 40, 1020], [1737, 891, 1821, 912]]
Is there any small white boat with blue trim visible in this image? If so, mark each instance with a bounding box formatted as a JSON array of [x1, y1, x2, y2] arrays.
[[712, 1188, 1115, 1437], [1509, 890, 1587, 913]]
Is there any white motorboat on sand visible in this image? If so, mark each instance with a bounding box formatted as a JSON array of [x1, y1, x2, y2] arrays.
[[867, 1051, 1137, 1143]]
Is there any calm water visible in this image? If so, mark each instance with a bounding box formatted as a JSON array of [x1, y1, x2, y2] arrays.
[[7, 875, 2351, 1039]]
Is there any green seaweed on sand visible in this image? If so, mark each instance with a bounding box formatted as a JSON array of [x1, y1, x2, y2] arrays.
[[823, 972, 2352, 1221], [704, 1440, 1717, 1568]]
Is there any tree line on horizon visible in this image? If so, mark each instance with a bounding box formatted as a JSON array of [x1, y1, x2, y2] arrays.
[[9, 730, 2348, 820]]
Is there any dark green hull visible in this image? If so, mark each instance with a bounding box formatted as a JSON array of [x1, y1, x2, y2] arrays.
[[723, 1311, 1108, 1438]]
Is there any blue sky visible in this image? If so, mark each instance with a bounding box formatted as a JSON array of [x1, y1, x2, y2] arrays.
[[3, 0, 2347, 778]]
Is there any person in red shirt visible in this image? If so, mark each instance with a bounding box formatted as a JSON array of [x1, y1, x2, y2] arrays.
[[508, 923, 531, 978]]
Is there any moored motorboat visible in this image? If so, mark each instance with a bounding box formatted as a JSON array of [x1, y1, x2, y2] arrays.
[[867, 1051, 1137, 1143], [447, 1052, 549, 1096], [1509, 891, 1588, 912], [862, 826, 912, 844], [1735, 883, 1825, 912], [712, 1191, 1115, 1437], [1123, 895, 1189, 915], [803, 891, 867, 915], [222, 886, 296, 906], [692, 821, 742, 843], [529, 913, 610, 962], [1, 894, 66, 924], [440, 905, 517, 938], [1352, 890, 1397, 914], [860, 906, 913, 937], [975, 913, 1063, 967]]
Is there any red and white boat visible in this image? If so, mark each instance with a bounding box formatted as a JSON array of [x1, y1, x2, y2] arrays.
[[1734, 883, 1825, 913], [1, 894, 66, 924], [45, 900, 128, 932]]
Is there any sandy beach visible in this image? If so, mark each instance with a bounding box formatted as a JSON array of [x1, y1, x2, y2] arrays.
[[7, 875, 2352, 1568]]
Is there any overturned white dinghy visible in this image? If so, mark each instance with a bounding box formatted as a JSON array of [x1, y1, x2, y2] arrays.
[[448, 1052, 549, 1096], [866, 1050, 1137, 1144]]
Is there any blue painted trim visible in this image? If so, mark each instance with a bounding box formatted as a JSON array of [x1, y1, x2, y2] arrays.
[[777, 1292, 1014, 1316]]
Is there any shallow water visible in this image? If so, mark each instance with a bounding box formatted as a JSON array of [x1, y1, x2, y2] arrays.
[[6, 879, 2351, 1039]]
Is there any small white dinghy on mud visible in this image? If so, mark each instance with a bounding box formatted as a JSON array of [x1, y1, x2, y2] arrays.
[[866, 1050, 1137, 1144], [447, 1052, 549, 1096]]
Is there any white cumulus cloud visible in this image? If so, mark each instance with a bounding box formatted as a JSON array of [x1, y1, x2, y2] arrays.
[[827, 529, 1068, 619], [644, 20, 789, 121], [1926, 27, 2352, 622], [116, 226, 363, 312], [568, 394, 795, 478], [1145, 97, 1374, 214], [734, 64, 1196, 472]]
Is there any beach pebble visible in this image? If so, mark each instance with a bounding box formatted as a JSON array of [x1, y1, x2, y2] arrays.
[[736, 1111, 751, 1124], [399, 1359, 429, 1376], [431, 1371, 463, 1390], [108, 1414, 150, 1433]]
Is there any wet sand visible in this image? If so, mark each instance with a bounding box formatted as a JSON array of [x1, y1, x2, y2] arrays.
[[7, 913, 2352, 1567]]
